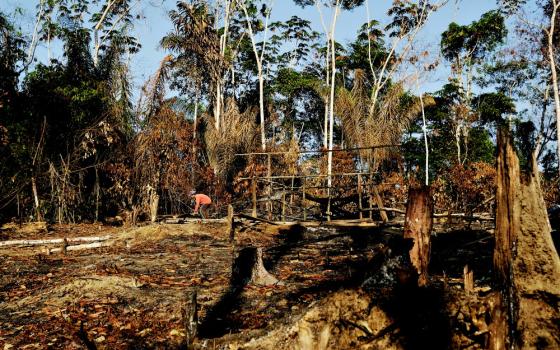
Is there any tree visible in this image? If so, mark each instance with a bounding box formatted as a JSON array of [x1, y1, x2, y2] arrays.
[[240, 0, 274, 151], [440, 10, 507, 164]]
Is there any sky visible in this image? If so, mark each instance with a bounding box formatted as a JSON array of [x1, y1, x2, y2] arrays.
[[2, 0, 498, 96]]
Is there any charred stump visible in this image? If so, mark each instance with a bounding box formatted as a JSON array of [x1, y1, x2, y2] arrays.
[[404, 185, 433, 286], [490, 128, 560, 349], [231, 247, 279, 287]]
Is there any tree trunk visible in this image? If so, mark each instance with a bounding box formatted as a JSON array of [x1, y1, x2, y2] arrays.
[[492, 127, 560, 349], [31, 176, 41, 221], [258, 69, 266, 151], [494, 128, 520, 288], [404, 185, 433, 286], [548, 2, 560, 177]]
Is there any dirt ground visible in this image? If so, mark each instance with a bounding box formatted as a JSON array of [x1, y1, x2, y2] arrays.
[[0, 219, 500, 349]]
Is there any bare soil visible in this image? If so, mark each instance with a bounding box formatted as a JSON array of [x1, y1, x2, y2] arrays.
[[0, 220, 501, 349]]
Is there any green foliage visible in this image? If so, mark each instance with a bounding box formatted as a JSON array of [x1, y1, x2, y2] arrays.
[[441, 11, 507, 63], [293, 0, 366, 10], [474, 92, 516, 126], [386, 0, 432, 37]]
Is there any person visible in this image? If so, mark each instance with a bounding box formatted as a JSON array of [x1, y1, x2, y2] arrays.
[[191, 191, 212, 220]]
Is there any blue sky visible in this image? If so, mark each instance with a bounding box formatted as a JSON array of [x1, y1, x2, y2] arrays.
[[3, 0, 498, 95]]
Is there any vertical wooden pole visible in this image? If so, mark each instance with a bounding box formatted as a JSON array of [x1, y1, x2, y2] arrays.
[[463, 264, 474, 294], [326, 188, 332, 222], [227, 204, 235, 242], [358, 174, 363, 220], [368, 191, 373, 220], [281, 192, 286, 222], [267, 154, 272, 220], [404, 185, 433, 286], [372, 184, 388, 223], [94, 167, 99, 223], [251, 177, 257, 217], [302, 178, 307, 221]]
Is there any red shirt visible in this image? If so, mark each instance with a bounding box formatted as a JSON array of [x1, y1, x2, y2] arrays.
[[194, 194, 212, 211]]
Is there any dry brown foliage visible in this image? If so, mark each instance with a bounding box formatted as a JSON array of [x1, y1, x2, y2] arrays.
[[204, 98, 259, 179], [336, 69, 434, 170], [434, 162, 496, 213]]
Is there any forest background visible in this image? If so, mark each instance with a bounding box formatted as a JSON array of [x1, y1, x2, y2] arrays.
[[0, 0, 558, 224]]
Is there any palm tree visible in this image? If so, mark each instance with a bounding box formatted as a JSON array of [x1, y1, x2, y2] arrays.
[[336, 69, 433, 171]]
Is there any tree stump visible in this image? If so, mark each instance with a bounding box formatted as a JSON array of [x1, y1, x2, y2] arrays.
[[491, 128, 560, 349], [149, 192, 159, 223], [404, 185, 433, 286], [231, 247, 279, 287]]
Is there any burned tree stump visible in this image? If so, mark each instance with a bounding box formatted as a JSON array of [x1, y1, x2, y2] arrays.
[[490, 128, 560, 349], [231, 247, 279, 287], [404, 185, 433, 286]]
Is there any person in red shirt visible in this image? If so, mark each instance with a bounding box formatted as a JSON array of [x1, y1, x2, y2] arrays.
[[191, 191, 212, 219]]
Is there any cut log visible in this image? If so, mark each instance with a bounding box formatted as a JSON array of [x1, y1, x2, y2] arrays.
[[235, 213, 279, 226], [0, 235, 112, 247], [48, 241, 113, 253], [404, 185, 433, 286], [231, 247, 280, 286]]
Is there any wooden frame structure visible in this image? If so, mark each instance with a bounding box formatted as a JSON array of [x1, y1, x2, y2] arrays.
[[234, 145, 399, 222]]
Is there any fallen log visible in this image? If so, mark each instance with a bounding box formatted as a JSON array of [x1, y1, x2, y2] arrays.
[[361, 207, 406, 214], [235, 213, 279, 226], [0, 235, 113, 247], [362, 207, 494, 221], [46, 241, 113, 253]]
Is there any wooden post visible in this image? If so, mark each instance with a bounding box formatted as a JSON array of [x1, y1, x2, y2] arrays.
[[358, 174, 363, 220], [281, 191, 286, 222], [94, 167, 99, 223], [368, 194, 373, 220], [326, 188, 332, 222], [184, 289, 198, 347], [227, 205, 235, 242], [61, 237, 68, 255], [368, 177, 373, 220], [404, 185, 433, 286], [251, 177, 257, 217], [267, 154, 272, 220], [302, 178, 307, 221], [372, 184, 388, 223], [463, 264, 474, 294]]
